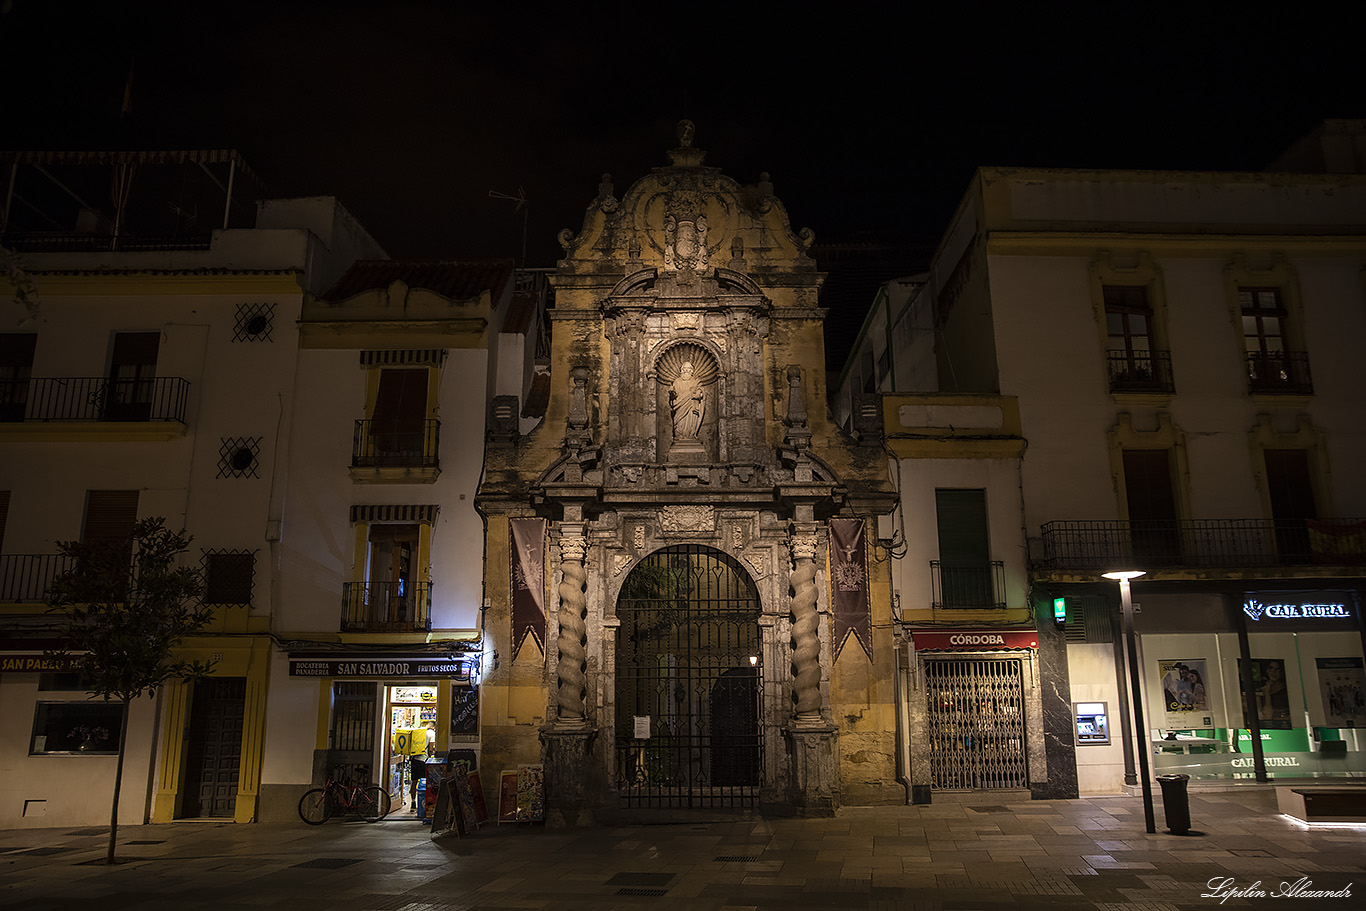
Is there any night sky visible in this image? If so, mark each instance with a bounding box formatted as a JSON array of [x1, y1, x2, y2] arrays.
[[5, 1, 1364, 344]]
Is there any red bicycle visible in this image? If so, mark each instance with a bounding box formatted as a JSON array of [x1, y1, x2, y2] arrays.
[[298, 768, 390, 824]]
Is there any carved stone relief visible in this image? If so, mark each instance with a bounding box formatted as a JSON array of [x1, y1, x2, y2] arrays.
[[658, 504, 715, 535]]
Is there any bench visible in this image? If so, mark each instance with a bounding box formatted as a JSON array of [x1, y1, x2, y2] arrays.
[[1276, 787, 1366, 823]]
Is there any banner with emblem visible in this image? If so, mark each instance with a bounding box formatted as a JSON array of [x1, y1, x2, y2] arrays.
[[509, 518, 546, 656], [829, 517, 871, 660]]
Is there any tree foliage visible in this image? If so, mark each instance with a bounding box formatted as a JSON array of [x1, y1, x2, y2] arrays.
[[45, 517, 214, 863], [47, 517, 214, 701]]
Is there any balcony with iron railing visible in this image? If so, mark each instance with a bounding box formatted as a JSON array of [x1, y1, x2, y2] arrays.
[[0, 377, 190, 437], [341, 580, 432, 633], [930, 560, 1007, 610], [349, 419, 441, 482], [1106, 349, 1175, 394], [1034, 518, 1366, 576], [0, 554, 73, 603], [1246, 351, 1313, 395]]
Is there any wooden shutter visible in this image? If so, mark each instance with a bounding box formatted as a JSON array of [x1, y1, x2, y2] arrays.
[[1265, 450, 1317, 522], [1122, 450, 1177, 522], [0, 489, 9, 552], [82, 490, 139, 544], [935, 489, 989, 563], [110, 332, 160, 368]]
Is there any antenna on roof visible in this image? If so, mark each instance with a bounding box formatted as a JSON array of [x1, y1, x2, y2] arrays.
[[488, 186, 528, 267]]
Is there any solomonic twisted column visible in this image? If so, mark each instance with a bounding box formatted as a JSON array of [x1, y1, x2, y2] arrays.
[[789, 532, 821, 724], [555, 529, 589, 727]]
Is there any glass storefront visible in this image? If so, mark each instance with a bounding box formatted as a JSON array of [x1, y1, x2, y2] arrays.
[[1134, 590, 1365, 781]]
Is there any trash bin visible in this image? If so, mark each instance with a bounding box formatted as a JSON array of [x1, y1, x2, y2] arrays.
[[1156, 773, 1191, 834]]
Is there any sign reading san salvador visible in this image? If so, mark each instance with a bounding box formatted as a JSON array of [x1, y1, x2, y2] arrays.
[[1242, 598, 1351, 621], [288, 657, 469, 678], [912, 630, 1038, 651]]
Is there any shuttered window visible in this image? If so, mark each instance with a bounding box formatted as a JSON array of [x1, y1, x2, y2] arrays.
[[935, 489, 989, 564], [82, 490, 139, 545]]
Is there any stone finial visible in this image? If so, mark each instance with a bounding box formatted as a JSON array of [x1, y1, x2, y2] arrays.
[[678, 119, 695, 148], [566, 367, 592, 446], [786, 365, 808, 427], [666, 120, 706, 167], [758, 172, 774, 197], [598, 173, 614, 197]]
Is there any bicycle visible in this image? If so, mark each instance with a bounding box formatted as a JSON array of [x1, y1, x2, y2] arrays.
[[298, 769, 391, 825]]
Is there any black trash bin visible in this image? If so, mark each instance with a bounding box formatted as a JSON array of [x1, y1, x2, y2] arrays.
[[1156, 774, 1191, 834]]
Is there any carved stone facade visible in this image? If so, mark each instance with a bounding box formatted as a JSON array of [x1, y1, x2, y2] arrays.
[[478, 123, 898, 821]]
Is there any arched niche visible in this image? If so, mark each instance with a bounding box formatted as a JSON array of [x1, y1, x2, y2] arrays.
[[653, 341, 721, 463]]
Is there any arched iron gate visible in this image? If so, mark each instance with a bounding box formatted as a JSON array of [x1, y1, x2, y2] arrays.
[[615, 545, 762, 808]]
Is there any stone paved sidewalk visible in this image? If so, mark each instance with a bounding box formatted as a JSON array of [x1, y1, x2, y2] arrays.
[[1, 788, 1363, 909]]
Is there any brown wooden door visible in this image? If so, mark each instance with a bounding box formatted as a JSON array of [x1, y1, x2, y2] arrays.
[[1123, 450, 1180, 566], [182, 677, 246, 818]]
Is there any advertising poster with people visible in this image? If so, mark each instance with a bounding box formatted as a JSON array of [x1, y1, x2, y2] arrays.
[[1240, 657, 1293, 730], [1158, 658, 1211, 727], [1317, 657, 1365, 728]]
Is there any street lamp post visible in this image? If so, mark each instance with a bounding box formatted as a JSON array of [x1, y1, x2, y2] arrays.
[[1104, 569, 1156, 834]]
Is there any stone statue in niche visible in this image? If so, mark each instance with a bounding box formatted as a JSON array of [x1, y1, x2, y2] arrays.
[[654, 342, 718, 463], [670, 361, 705, 440]]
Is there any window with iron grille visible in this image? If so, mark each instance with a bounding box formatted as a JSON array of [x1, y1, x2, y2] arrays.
[[217, 437, 261, 478], [202, 549, 256, 605], [232, 302, 276, 342]]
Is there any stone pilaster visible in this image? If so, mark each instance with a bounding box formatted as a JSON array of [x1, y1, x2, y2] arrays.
[[541, 727, 596, 828]]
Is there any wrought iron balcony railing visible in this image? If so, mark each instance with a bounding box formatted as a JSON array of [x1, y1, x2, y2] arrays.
[[351, 419, 440, 469], [930, 560, 1007, 610], [0, 553, 73, 602], [0, 377, 189, 423], [1036, 518, 1366, 571], [1246, 351, 1313, 395], [341, 580, 431, 632], [1106, 349, 1175, 394]]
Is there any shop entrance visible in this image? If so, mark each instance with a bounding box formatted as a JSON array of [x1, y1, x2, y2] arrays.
[[182, 677, 246, 818], [615, 545, 763, 809], [926, 657, 1028, 790], [385, 684, 437, 810]]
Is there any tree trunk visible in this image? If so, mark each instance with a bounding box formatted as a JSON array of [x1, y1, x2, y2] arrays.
[[107, 697, 131, 864]]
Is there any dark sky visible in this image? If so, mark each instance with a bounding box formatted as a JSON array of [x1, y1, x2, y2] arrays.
[[5, 0, 1364, 269]]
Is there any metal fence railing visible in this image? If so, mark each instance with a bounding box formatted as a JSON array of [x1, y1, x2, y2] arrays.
[[341, 580, 432, 632], [930, 560, 1007, 610], [1247, 351, 1313, 395], [351, 419, 440, 470], [1, 377, 189, 423], [1036, 518, 1366, 570], [1106, 349, 1175, 394], [0, 553, 73, 602]]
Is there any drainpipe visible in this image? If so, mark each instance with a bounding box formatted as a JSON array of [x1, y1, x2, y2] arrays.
[[893, 634, 912, 804]]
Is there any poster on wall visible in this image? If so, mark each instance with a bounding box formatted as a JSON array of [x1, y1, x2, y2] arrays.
[[1239, 657, 1293, 730], [1157, 658, 1212, 727], [1317, 657, 1366, 728]]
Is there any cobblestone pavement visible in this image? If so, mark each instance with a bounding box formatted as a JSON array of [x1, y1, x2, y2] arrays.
[[2, 788, 1363, 909]]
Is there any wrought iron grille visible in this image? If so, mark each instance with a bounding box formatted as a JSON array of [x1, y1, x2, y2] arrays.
[[1106, 348, 1175, 394], [930, 560, 1006, 610], [326, 681, 376, 786], [352, 419, 441, 469], [1246, 350, 1313, 395], [615, 545, 762, 808], [7, 376, 189, 423], [0, 553, 73, 602], [341, 580, 432, 632], [1036, 518, 1366, 570], [926, 657, 1027, 790]]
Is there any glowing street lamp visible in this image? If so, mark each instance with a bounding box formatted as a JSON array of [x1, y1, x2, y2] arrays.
[[1103, 569, 1155, 834]]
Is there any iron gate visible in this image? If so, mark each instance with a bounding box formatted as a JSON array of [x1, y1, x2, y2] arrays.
[[615, 545, 762, 808], [926, 657, 1028, 789]]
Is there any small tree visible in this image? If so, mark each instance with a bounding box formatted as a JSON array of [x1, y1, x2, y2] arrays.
[[47, 517, 214, 864]]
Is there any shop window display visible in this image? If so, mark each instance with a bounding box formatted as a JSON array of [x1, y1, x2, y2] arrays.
[[1141, 627, 1366, 781]]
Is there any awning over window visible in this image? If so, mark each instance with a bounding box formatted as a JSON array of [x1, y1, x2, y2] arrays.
[[350, 504, 439, 524]]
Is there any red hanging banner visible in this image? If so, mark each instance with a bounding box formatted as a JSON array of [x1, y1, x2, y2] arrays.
[[508, 517, 546, 656], [829, 517, 871, 660]]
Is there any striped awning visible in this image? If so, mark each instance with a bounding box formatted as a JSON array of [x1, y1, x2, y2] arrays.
[[349, 504, 439, 524], [359, 350, 448, 368]]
